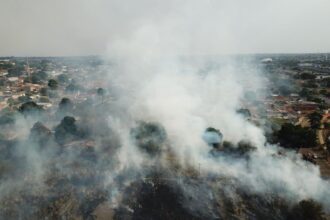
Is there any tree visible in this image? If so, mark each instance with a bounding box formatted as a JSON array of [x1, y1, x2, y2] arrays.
[[97, 88, 106, 103], [300, 72, 316, 80], [220, 140, 256, 157], [324, 78, 330, 88], [0, 113, 15, 125], [31, 71, 48, 84], [308, 111, 322, 129], [7, 65, 24, 77], [66, 83, 80, 93], [287, 199, 325, 220], [39, 96, 50, 103], [275, 123, 316, 148], [40, 87, 48, 96], [18, 101, 44, 117], [6, 98, 16, 107], [58, 97, 73, 112], [29, 122, 52, 147], [48, 79, 58, 90], [18, 95, 32, 103], [237, 108, 252, 118], [299, 88, 312, 98], [203, 127, 223, 148], [304, 80, 318, 89], [130, 121, 167, 155], [319, 89, 327, 96], [57, 74, 69, 84], [54, 116, 78, 145], [278, 85, 293, 96]]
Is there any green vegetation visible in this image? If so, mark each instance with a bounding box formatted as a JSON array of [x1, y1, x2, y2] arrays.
[[29, 122, 52, 147], [17, 95, 32, 103], [57, 73, 69, 84], [55, 116, 79, 145], [299, 72, 316, 80], [130, 121, 167, 155], [48, 79, 58, 90], [287, 199, 325, 220], [66, 83, 81, 93], [39, 96, 50, 103], [7, 63, 25, 77], [18, 101, 43, 116], [308, 111, 322, 129], [40, 87, 48, 96], [97, 87, 106, 103], [237, 108, 251, 118], [274, 123, 316, 148], [31, 71, 48, 84], [0, 113, 16, 125], [58, 97, 73, 112]]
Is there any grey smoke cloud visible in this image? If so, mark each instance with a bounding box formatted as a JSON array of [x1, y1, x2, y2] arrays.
[[1, 0, 330, 56], [98, 0, 330, 211]]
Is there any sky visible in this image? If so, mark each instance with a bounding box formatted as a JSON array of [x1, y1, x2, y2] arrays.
[[0, 0, 330, 56]]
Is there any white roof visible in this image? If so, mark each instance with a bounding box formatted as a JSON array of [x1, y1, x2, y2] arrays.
[[8, 77, 18, 82]]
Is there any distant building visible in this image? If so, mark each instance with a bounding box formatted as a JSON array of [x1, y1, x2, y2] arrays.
[[298, 63, 313, 67], [261, 58, 273, 63]]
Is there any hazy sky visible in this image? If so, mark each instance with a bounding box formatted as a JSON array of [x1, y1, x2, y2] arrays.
[[1, 0, 330, 56]]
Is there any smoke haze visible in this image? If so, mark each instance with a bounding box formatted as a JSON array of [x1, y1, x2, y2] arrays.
[[1, 0, 330, 56]]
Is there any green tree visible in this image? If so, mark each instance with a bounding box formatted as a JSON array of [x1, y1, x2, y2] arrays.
[[57, 74, 69, 84], [29, 121, 52, 147], [31, 71, 47, 84], [299, 88, 311, 98], [130, 121, 167, 155], [275, 123, 316, 148], [58, 97, 73, 112], [287, 199, 325, 220], [97, 88, 106, 103], [7, 64, 24, 77], [48, 79, 58, 90], [308, 111, 322, 129], [66, 83, 80, 93], [40, 87, 48, 96], [300, 72, 316, 80], [54, 116, 78, 145], [18, 101, 43, 116]]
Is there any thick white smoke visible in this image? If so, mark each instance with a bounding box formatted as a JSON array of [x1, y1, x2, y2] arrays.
[[103, 0, 330, 210]]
